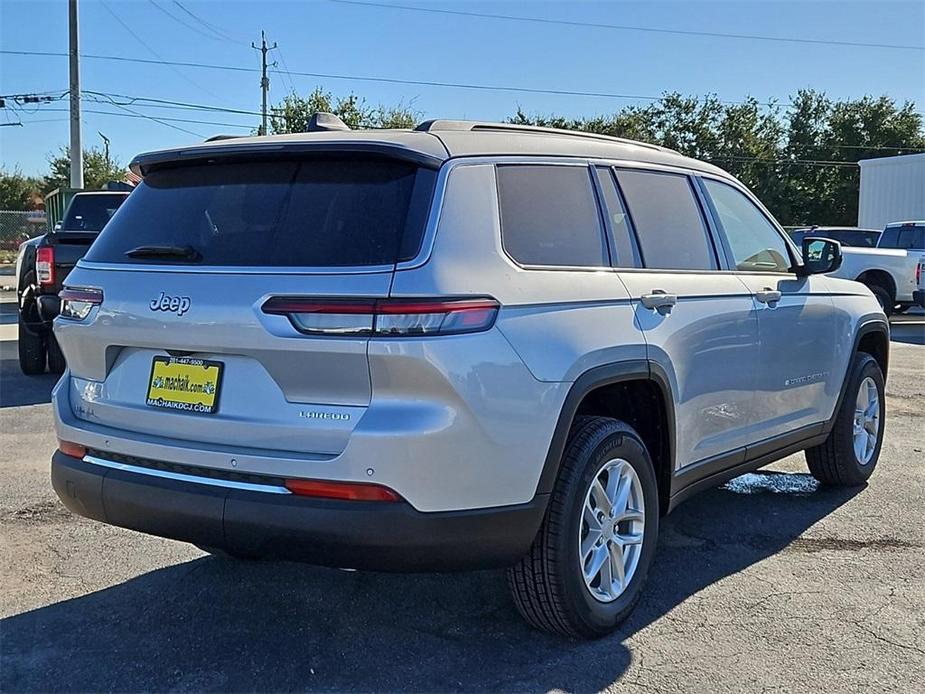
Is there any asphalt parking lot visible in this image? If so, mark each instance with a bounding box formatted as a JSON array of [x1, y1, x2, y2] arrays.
[[1, 297, 923, 693]]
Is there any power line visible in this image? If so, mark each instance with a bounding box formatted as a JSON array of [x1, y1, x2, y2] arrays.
[[0, 49, 777, 107], [83, 90, 263, 117], [328, 0, 925, 51], [24, 106, 248, 131], [99, 2, 227, 102], [146, 0, 224, 42], [5, 49, 923, 117], [171, 0, 248, 44]]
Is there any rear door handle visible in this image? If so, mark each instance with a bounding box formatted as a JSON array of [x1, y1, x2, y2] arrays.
[[755, 287, 782, 305], [641, 290, 677, 315]]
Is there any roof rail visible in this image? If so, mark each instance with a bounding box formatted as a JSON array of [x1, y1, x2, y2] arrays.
[[205, 134, 245, 142], [415, 119, 674, 154]]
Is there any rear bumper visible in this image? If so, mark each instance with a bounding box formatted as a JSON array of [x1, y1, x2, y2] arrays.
[[51, 451, 547, 571], [914, 289, 925, 308]]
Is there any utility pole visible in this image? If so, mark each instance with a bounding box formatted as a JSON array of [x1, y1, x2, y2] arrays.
[[68, 0, 83, 188], [252, 30, 277, 136]]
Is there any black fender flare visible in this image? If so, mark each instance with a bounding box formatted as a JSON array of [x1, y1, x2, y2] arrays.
[[823, 319, 890, 435], [535, 359, 676, 496]]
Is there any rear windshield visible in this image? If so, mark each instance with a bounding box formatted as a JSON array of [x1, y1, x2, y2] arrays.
[[60, 193, 127, 232], [85, 158, 437, 267]]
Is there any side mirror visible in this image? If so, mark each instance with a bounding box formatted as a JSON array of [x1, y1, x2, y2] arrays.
[[797, 237, 842, 277]]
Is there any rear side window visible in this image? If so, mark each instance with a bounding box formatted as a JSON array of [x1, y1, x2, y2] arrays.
[[897, 227, 925, 250], [615, 170, 716, 271], [703, 179, 793, 273], [85, 158, 436, 267], [60, 194, 127, 232], [595, 167, 641, 268], [497, 165, 608, 267]]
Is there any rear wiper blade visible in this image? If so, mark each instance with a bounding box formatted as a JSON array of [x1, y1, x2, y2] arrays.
[[125, 244, 202, 262]]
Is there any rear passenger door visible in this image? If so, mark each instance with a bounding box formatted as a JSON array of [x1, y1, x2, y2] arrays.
[[604, 167, 760, 471], [699, 177, 839, 441]]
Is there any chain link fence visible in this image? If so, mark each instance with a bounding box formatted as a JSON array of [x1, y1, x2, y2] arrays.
[[0, 210, 46, 251]]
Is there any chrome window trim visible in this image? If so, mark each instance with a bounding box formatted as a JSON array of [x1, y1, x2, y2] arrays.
[[82, 454, 292, 494]]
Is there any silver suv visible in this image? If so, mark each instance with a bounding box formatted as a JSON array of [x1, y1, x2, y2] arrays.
[[51, 117, 889, 638]]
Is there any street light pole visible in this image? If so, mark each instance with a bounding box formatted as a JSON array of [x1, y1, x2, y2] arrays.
[[68, 0, 83, 189]]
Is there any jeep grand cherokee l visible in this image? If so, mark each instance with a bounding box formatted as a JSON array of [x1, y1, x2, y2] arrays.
[[50, 117, 889, 638]]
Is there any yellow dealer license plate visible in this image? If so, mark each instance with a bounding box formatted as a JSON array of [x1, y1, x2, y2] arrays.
[[146, 356, 223, 415]]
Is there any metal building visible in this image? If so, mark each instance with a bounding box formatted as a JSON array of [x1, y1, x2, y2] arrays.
[[858, 153, 925, 229]]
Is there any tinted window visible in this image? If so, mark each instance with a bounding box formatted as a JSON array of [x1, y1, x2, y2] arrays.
[[826, 230, 880, 248], [703, 179, 792, 273], [897, 227, 925, 250], [879, 225, 925, 250], [60, 193, 127, 232], [497, 165, 608, 267], [595, 167, 640, 267], [878, 227, 900, 247], [615, 170, 716, 270], [86, 158, 436, 267]]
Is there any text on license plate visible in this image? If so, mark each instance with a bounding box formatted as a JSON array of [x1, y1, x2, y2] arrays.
[[146, 356, 223, 415]]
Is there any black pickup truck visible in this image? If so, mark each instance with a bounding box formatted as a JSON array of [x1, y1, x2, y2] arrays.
[[16, 191, 130, 375]]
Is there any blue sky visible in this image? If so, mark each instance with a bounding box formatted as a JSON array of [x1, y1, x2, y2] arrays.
[[2, 0, 923, 176]]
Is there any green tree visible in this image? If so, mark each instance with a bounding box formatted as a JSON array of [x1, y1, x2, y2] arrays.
[[268, 87, 419, 134], [510, 89, 923, 226], [43, 147, 125, 193], [0, 167, 43, 210]]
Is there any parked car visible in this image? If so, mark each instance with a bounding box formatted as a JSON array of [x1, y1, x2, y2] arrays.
[[50, 117, 889, 638], [790, 226, 881, 248], [824, 220, 925, 315], [15, 191, 130, 374]]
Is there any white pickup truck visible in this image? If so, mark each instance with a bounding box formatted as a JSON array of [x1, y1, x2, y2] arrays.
[[914, 255, 925, 309], [823, 221, 925, 315]]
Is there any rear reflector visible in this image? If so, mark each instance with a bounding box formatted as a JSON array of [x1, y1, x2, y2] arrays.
[[57, 439, 87, 459], [36, 247, 55, 286], [262, 297, 499, 337], [284, 478, 403, 502]]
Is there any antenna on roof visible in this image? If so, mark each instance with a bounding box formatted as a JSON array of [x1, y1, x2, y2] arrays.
[[307, 112, 351, 132]]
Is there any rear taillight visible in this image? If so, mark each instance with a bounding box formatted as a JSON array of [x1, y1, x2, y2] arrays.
[[36, 247, 54, 286], [59, 287, 103, 320], [917, 262, 922, 284], [262, 297, 500, 337]]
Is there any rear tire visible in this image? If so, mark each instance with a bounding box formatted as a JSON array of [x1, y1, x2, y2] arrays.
[[806, 352, 885, 486], [18, 316, 46, 375], [47, 334, 67, 374], [869, 285, 894, 316], [507, 416, 659, 638]]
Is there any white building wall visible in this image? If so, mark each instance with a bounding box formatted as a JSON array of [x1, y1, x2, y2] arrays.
[[858, 153, 925, 229]]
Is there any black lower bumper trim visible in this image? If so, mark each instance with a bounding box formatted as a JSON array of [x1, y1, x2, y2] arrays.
[[914, 290, 925, 309], [51, 452, 547, 571]]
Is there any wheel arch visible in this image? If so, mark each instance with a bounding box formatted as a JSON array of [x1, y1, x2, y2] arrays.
[[823, 319, 890, 435], [536, 360, 676, 516], [855, 269, 896, 301]]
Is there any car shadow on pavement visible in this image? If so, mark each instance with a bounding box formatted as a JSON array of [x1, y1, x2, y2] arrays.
[[0, 472, 861, 693], [0, 340, 59, 408]]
